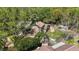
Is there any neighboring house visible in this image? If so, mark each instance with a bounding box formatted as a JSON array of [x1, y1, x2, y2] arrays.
[[34, 41, 79, 51]]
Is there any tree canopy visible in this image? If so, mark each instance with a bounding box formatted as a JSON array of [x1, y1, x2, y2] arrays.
[[0, 7, 79, 50]]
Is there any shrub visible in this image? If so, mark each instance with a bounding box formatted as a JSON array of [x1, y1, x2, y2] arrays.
[[65, 39, 74, 45], [12, 32, 45, 51], [47, 30, 66, 40], [0, 37, 5, 50]]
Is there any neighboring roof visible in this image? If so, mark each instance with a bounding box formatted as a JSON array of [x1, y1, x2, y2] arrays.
[[36, 21, 45, 28], [34, 43, 79, 51], [54, 44, 73, 51], [52, 42, 65, 49], [35, 43, 54, 51], [35, 46, 53, 51], [65, 46, 79, 51]]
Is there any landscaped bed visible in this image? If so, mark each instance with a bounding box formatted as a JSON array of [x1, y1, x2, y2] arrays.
[[47, 30, 66, 42], [5, 32, 45, 51]]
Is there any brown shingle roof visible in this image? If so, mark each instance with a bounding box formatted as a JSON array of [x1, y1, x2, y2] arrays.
[[34, 43, 79, 51], [35, 43, 54, 51], [65, 46, 79, 51], [35, 46, 54, 51]]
